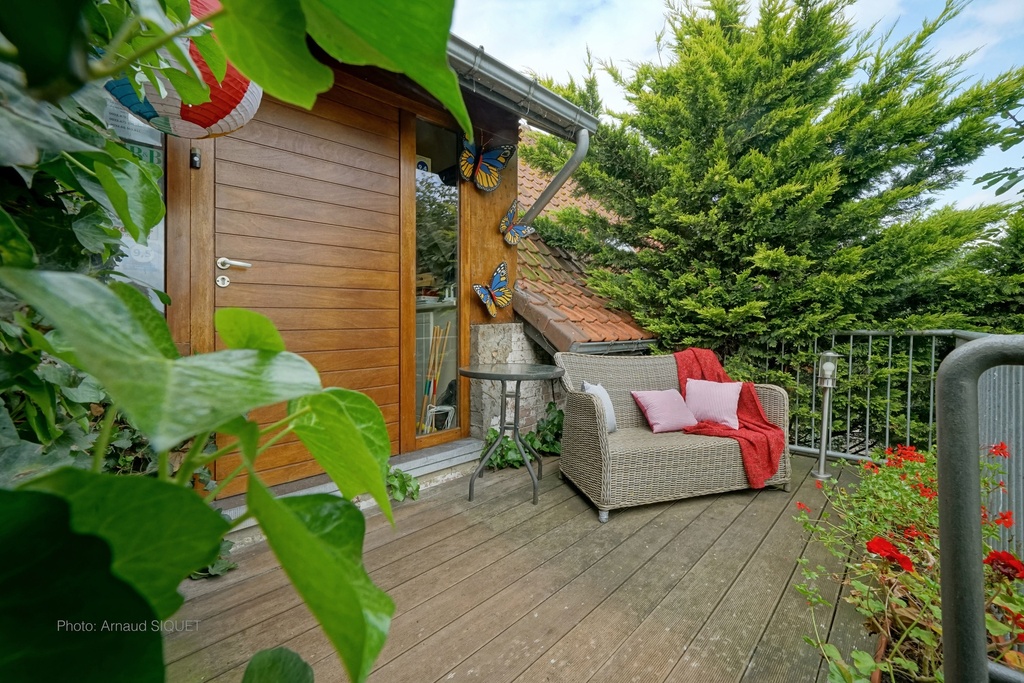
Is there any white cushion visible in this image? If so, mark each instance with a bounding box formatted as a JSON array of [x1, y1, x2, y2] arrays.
[[582, 381, 617, 432]]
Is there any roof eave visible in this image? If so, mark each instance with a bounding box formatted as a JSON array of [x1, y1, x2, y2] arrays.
[[447, 34, 600, 141]]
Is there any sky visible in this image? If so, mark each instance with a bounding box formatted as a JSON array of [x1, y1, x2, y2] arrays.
[[451, 0, 1024, 209]]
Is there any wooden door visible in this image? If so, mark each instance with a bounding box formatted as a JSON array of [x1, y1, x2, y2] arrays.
[[208, 89, 402, 496]]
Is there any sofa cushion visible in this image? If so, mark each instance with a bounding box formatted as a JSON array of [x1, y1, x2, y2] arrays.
[[631, 389, 697, 433], [685, 378, 742, 429], [582, 381, 617, 432]]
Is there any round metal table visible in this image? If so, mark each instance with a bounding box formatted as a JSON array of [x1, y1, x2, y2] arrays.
[[459, 363, 565, 504]]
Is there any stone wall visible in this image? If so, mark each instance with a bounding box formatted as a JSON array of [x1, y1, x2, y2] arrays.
[[468, 322, 563, 439]]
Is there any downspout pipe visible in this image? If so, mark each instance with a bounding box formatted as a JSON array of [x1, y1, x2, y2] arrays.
[[519, 127, 590, 226]]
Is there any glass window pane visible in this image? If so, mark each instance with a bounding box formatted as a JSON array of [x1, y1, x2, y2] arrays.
[[415, 121, 459, 435]]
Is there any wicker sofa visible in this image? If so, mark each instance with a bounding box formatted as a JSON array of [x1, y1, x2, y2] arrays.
[[554, 352, 791, 522]]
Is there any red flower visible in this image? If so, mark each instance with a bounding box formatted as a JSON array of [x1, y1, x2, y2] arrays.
[[996, 510, 1014, 528], [815, 480, 823, 490], [866, 536, 914, 572], [796, 502, 811, 513], [990, 442, 1010, 458], [984, 550, 1024, 580], [863, 461, 880, 474], [903, 525, 930, 542], [982, 506, 990, 523]]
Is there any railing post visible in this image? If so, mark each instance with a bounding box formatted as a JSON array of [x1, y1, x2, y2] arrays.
[[937, 335, 1024, 683]]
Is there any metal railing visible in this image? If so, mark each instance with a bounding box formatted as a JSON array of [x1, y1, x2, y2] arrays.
[[760, 330, 988, 460]]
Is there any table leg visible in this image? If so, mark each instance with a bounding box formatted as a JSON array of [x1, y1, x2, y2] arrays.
[[511, 380, 539, 504], [469, 379, 508, 501]]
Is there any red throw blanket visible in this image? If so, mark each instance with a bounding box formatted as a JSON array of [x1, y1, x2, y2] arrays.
[[674, 348, 785, 489]]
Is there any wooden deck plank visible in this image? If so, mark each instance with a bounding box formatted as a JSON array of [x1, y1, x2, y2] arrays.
[[357, 503, 672, 683], [739, 468, 853, 683], [511, 491, 756, 683], [584, 457, 810, 683], [166, 455, 865, 683], [664, 458, 821, 682], [448, 493, 724, 683]]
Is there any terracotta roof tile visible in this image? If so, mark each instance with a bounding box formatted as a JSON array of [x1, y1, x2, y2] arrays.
[[512, 153, 656, 352]]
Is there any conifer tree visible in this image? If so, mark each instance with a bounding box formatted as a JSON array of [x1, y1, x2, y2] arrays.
[[524, 0, 1024, 354]]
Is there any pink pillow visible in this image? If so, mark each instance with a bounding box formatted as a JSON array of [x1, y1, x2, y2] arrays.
[[685, 378, 742, 429], [630, 390, 698, 433]]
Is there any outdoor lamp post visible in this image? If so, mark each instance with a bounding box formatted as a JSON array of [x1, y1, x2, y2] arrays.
[[812, 351, 841, 481]]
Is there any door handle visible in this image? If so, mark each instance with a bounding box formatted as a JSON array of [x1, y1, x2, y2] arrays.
[[216, 257, 252, 270]]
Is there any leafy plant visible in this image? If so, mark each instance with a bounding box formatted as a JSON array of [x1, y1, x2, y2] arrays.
[[387, 467, 420, 502], [0, 0, 473, 681], [481, 403, 564, 470], [796, 443, 1024, 681]]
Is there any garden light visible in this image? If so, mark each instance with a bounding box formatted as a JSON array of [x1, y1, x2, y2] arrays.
[[813, 351, 841, 480]]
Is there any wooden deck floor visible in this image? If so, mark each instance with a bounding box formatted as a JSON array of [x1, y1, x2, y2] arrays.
[[166, 454, 870, 683]]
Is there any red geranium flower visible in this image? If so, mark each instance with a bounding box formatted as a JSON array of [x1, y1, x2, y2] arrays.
[[990, 442, 1010, 458], [984, 550, 1024, 580], [914, 483, 938, 500], [982, 506, 990, 523], [996, 510, 1014, 528], [796, 502, 811, 513], [863, 461, 880, 474], [866, 536, 914, 572], [815, 480, 823, 490], [903, 525, 930, 542]]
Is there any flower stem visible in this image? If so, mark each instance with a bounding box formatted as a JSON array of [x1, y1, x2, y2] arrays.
[[204, 462, 244, 503]]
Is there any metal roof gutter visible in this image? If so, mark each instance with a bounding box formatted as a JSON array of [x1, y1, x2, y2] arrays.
[[448, 34, 598, 227], [447, 34, 600, 142], [568, 338, 659, 355]]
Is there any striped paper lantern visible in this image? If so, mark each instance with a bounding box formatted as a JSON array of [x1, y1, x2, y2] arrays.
[[104, 0, 261, 139]]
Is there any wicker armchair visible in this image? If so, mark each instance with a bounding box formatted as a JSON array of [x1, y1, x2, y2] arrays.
[[554, 352, 791, 522]]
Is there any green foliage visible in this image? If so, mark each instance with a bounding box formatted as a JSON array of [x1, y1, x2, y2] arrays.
[[527, 0, 1024, 357], [975, 106, 1024, 197], [242, 647, 314, 683], [797, 443, 1024, 679], [481, 403, 564, 469], [0, 0, 473, 680], [387, 467, 420, 502]]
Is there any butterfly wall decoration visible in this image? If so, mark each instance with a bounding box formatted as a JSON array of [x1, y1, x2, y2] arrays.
[[459, 135, 516, 192], [473, 262, 513, 318], [498, 199, 536, 246]]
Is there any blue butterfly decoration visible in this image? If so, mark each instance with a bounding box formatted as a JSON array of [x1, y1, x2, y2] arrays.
[[459, 135, 516, 192], [473, 262, 513, 318], [498, 199, 535, 246]]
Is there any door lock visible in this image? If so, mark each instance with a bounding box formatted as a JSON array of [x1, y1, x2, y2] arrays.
[[215, 275, 231, 288]]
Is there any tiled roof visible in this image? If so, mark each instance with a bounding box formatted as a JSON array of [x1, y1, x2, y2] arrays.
[[514, 157, 656, 353]]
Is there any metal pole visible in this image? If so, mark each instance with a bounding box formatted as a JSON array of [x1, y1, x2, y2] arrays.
[[812, 383, 833, 480], [937, 335, 1024, 683]]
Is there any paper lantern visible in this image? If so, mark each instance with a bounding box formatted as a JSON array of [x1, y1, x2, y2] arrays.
[[104, 0, 261, 139]]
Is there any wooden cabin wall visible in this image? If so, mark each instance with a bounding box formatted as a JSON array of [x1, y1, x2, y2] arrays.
[[164, 66, 521, 497]]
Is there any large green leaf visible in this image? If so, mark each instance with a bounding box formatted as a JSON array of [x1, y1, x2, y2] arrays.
[[110, 282, 179, 360], [0, 0, 91, 100], [0, 207, 37, 268], [0, 269, 322, 450], [0, 489, 162, 682], [243, 647, 315, 683], [298, 0, 471, 136], [94, 157, 165, 242], [215, 0, 334, 108], [291, 388, 392, 522], [0, 63, 99, 167], [248, 483, 393, 683], [24, 467, 229, 619], [216, 308, 286, 352]]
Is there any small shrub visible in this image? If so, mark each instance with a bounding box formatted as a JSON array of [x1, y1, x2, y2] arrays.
[[387, 467, 420, 502]]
